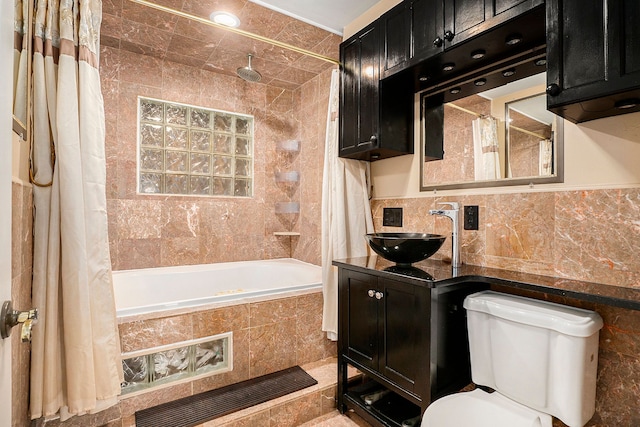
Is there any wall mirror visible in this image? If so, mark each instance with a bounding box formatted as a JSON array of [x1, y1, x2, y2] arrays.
[[420, 68, 564, 191]]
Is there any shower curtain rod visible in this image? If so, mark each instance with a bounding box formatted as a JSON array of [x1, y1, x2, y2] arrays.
[[127, 0, 341, 65]]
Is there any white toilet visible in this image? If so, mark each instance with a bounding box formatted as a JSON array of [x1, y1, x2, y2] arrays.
[[422, 290, 603, 427]]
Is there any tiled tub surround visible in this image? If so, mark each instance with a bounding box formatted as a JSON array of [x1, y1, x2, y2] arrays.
[[117, 290, 336, 426], [100, 1, 340, 270], [370, 186, 640, 426]]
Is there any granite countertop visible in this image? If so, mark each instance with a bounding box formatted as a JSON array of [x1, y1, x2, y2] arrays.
[[333, 256, 640, 311]]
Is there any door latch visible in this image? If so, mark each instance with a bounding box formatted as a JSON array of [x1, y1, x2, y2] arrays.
[[1, 300, 38, 342]]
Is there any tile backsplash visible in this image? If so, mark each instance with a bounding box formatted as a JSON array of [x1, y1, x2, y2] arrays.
[[372, 186, 640, 426]]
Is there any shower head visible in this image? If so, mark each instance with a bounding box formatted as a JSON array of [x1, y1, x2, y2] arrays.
[[237, 54, 262, 82]]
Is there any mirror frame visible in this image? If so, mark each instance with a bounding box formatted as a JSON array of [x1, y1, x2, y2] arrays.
[[419, 59, 564, 192]]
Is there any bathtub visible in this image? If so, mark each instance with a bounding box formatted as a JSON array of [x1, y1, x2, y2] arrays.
[[113, 258, 322, 320]]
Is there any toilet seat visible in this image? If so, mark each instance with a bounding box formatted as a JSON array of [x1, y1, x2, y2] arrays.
[[421, 389, 553, 427]]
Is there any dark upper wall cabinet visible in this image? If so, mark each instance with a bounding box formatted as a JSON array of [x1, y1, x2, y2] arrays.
[[340, 24, 379, 157], [381, 0, 543, 79], [340, 23, 413, 161], [546, 0, 640, 123]]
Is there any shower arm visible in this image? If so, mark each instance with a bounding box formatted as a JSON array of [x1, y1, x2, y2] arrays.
[[127, 0, 340, 66]]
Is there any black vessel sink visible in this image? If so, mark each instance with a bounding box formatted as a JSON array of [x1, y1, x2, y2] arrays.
[[366, 233, 447, 266]]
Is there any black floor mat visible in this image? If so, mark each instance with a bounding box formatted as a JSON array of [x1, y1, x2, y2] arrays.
[[135, 365, 318, 427]]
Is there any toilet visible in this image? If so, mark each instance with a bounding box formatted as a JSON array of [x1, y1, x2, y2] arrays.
[[422, 290, 603, 427]]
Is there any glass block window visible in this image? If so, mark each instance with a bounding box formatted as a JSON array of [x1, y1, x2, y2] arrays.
[[138, 97, 253, 197], [121, 332, 232, 396]]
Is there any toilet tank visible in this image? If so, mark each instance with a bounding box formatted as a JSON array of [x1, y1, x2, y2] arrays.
[[464, 291, 603, 427]]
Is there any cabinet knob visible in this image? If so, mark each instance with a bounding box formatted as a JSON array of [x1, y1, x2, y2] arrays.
[[433, 36, 443, 47], [375, 292, 384, 300], [369, 135, 377, 143], [444, 30, 455, 42], [546, 83, 562, 96], [368, 289, 375, 298]]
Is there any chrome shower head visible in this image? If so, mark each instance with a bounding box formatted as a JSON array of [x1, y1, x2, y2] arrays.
[[237, 54, 262, 82]]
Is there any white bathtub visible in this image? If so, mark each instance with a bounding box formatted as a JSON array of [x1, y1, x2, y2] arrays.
[[113, 258, 322, 320]]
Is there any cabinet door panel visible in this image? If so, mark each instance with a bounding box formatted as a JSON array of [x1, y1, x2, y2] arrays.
[[358, 26, 380, 148], [383, 3, 409, 73], [412, 0, 444, 60], [446, 0, 487, 40], [561, 0, 606, 89], [346, 274, 379, 370], [622, 0, 640, 75], [380, 279, 430, 394], [340, 38, 359, 152], [495, 0, 530, 15]]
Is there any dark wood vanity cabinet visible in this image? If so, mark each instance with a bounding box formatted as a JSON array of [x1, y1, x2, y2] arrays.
[[546, 0, 640, 123], [340, 24, 413, 161], [337, 267, 480, 426]]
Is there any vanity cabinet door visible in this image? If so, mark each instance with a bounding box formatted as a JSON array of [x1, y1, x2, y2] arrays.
[[341, 270, 381, 371], [546, 0, 640, 123], [339, 23, 380, 158], [379, 278, 431, 396]]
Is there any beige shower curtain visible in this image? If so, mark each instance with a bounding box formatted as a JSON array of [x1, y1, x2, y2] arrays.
[[30, 0, 122, 420], [539, 138, 553, 176], [472, 116, 501, 180], [13, 0, 28, 123], [321, 69, 374, 340]]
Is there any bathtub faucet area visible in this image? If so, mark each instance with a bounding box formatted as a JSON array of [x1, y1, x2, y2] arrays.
[[429, 202, 462, 268]]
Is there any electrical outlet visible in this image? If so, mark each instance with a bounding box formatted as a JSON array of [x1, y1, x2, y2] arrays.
[[383, 207, 403, 227], [464, 205, 479, 230]]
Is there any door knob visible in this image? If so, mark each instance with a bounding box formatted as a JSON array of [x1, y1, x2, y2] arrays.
[[1, 300, 38, 342], [546, 83, 562, 96]]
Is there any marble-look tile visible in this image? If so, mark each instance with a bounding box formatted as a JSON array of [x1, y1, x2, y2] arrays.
[[193, 304, 250, 338], [485, 192, 555, 263], [117, 199, 164, 239], [119, 314, 192, 353], [588, 349, 640, 426], [269, 391, 322, 427], [554, 189, 640, 287], [250, 296, 297, 327]]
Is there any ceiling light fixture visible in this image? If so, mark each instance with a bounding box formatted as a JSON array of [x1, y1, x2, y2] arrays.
[[505, 34, 523, 45], [471, 49, 486, 60], [210, 11, 241, 28]]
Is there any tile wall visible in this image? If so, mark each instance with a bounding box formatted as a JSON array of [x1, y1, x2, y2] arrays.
[[371, 187, 640, 426], [100, 44, 333, 270], [116, 291, 335, 426]]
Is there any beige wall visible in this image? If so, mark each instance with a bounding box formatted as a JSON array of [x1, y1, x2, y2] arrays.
[[343, 0, 401, 39], [372, 97, 640, 199]]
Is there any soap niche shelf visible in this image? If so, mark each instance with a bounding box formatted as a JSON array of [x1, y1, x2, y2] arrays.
[[274, 139, 301, 237], [275, 171, 300, 183], [275, 202, 300, 214], [276, 139, 301, 152]]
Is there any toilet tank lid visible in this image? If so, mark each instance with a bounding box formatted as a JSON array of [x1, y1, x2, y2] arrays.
[[464, 291, 604, 337]]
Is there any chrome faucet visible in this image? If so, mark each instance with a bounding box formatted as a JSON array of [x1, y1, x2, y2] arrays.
[[429, 202, 462, 268]]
